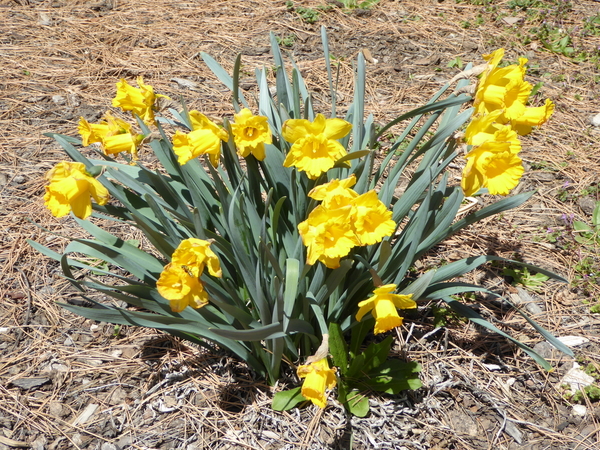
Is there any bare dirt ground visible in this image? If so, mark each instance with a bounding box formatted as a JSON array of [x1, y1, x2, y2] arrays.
[[2, 0, 600, 449]]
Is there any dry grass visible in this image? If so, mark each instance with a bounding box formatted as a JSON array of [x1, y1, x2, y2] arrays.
[[2, 0, 600, 449]]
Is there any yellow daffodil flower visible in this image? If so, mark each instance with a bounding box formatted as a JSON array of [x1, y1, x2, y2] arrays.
[[112, 76, 168, 125], [78, 118, 109, 147], [478, 48, 505, 90], [171, 238, 222, 278], [510, 99, 555, 135], [465, 111, 521, 154], [296, 358, 336, 408], [44, 161, 109, 219], [356, 284, 417, 335], [172, 111, 229, 166], [461, 142, 524, 196], [475, 58, 531, 120], [78, 113, 143, 159], [156, 263, 209, 312], [308, 175, 358, 209], [298, 205, 359, 268], [231, 108, 272, 160], [282, 114, 352, 179], [350, 191, 396, 246]]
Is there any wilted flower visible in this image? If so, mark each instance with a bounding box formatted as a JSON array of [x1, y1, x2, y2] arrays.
[[171, 238, 222, 278], [282, 114, 352, 179], [156, 263, 209, 313], [356, 284, 416, 334], [298, 205, 359, 268], [296, 358, 336, 408], [44, 161, 109, 219], [231, 108, 272, 160], [112, 76, 168, 125], [172, 111, 229, 166]]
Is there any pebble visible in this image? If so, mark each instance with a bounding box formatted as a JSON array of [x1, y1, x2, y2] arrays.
[[591, 112, 600, 127], [52, 95, 66, 105], [13, 175, 25, 184], [572, 404, 587, 416], [100, 443, 118, 450]]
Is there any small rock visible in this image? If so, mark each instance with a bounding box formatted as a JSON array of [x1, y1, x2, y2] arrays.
[[560, 363, 595, 392], [72, 434, 84, 447], [533, 341, 555, 359], [170, 78, 200, 91], [578, 196, 597, 216], [590, 112, 600, 127], [13, 175, 25, 184], [51, 95, 66, 105], [31, 435, 47, 450], [502, 16, 522, 26], [555, 335, 590, 347], [100, 443, 117, 450], [117, 435, 133, 449], [48, 402, 68, 418], [572, 404, 587, 416], [10, 377, 51, 390], [38, 13, 52, 26]]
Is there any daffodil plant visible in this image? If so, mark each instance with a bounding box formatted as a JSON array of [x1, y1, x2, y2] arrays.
[[31, 28, 572, 415]]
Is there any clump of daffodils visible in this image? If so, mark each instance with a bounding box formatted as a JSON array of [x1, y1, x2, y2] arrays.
[[299, 175, 396, 269], [461, 48, 554, 196], [36, 40, 569, 415]]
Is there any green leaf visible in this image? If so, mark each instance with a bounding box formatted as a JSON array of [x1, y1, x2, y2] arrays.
[[573, 221, 593, 233], [361, 360, 422, 394], [347, 353, 366, 379], [349, 317, 374, 357], [328, 323, 349, 375], [320, 26, 336, 117], [431, 255, 567, 284], [283, 258, 300, 331], [334, 150, 370, 166], [201, 52, 249, 109], [58, 302, 266, 377], [272, 387, 306, 411], [400, 268, 437, 300], [345, 389, 369, 417], [442, 296, 553, 370], [361, 335, 393, 373], [592, 202, 600, 228]]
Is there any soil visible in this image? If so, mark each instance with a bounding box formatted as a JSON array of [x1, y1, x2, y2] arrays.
[[2, 0, 600, 449]]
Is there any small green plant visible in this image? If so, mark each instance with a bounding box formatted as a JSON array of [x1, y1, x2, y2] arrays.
[[573, 202, 600, 245], [286, 2, 320, 24], [503, 266, 550, 292], [447, 56, 464, 69], [572, 385, 600, 403], [295, 6, 320, 24], [582, 14, 600, 36], [432, 304, 465, 327], [276, 35, 296, 48], [339, 0, 381, 9]]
